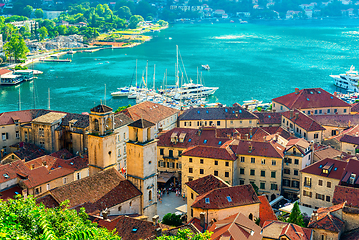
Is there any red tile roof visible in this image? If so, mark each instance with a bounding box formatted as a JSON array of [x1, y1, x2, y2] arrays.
[[333, 185, 359, 208], [181, 144, 236, 161], [40, 168, 141, 215], [351, 102, 359, 112], [94, 216, 158, 240], [308, 212, 344, 233], [258, 196, 277, 227], [49, 149, 74, 159], [232, 140, 285, 159], [341, 228, 359, 240], [282, 110, 325, 132], [0, 185, 22, 200], [191, 184, 260, 209], [208, 212, 262, 240], [253, 112, 282, 125], [313, 146, 342, 161], [262, 220, 312, 240], [340, 134, 359, 145], [185, 174, 229, 195], [121, 101, 179, 124], [339, 158, 359, 185], [311, 114, 359, 128], [301, 158, 347, 180], [272, 88, 350, 109], [187, 217, 207, 233]]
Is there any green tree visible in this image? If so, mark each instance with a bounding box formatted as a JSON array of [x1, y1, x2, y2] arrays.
[[4, 34, 29, 63], [117, 6, 132, 19], [128, 15, 144, 29], [38, 26, 48, 41], [34, 8, 44, 18], [115, 104, 131, 113], [156, 229, 212, 240], [250, 182, 259, 195], [67, 25, 78, 35], [162, 213, 183, 227], [157, 20, 168, 26], [23, 5, 33, 18], [287, 202, 305, 227], [0, 196, 121, 239], [57, 25, 68, 35]]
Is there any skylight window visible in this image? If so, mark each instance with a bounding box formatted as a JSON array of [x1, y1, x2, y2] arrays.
[[188, 139, 192, 142], [203, 140, 207, 144], [132, 228, 138, 233], [3, 174, 9, 179], [319, 165, 323, 168], [268, 115, 271, 118], [310, 91, 313, 94], [218, 141, 222, 145], [197, 111, 200, 114], [307, 98, 310, 101], [334, 167, 337, 171], [205, 198, 210, 204], [239, 110, 242, 113], [232, 111, 235, 113], [318, 91, 321, 93], [225, 109, 228, 112], [206, 110, 209, 114], [227, 196, 232, 202], [331, 96, 334, 99]]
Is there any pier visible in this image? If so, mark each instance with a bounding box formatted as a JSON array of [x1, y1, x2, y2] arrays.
[[39, 59, 72, 62]]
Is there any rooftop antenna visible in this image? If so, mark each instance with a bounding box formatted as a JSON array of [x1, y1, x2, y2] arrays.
[[48, 88, 50, 110]]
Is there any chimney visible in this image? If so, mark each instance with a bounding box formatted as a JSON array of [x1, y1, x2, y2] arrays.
[[334, 92, 338, 97], [0, 149, 4, 158], [249, 143, 253, 153], [295, 112, 299, 120], [295, 88, 300, 94], [101, 209, 109, 220], [155, 228, 162, 237], [152, 215, 159, 226], [200, 212, 206, 229], [311, 211, 318, 221], [250, 128, 253, 138], [290, 110, 294, 119]]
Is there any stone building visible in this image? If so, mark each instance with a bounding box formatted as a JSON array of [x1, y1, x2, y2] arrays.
[[126, 119, 158, 218]]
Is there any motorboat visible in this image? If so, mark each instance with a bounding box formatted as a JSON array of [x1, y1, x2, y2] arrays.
[[173, 80, 218, 100], [111, 86, 136, 97], [330, 65, 359, 92], [202, 64, 210, 70]]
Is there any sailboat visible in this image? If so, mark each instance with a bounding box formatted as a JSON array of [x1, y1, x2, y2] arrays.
[[112, 60, 140, 97]]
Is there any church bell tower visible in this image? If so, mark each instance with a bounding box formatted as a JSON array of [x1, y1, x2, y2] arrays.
[[126, 119, 158, 218], [88, 104, 117, 176]]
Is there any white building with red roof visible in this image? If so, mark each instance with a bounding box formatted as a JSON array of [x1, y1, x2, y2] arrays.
[[272, 88, 351, 114]]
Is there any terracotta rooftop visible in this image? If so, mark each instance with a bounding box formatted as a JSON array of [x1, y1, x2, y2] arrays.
[[114, 112, 133, 128], [32, 112, 67, 124], [333, 185, 359, 208], [313, 146, 342, 161], [94, 216, 158, 240], [262, 220, 312, 240], [0, 109, 37, 126], [90, 104, 113, 113], [49, 149, 74, 159], [232, 140, 285, 159], [60, 113, 89, 129], [179, 106, 258, 121], [181, 144, 236, 161], [258, 195, 277, 227], [253, 112, 282, 125], [351, 102, 359, 112], [340, 134, 359, 145], [308, 204, 345, 233], [121, 101, 179, 124], [338, 158, 359, 185], [208, 212, 262, 240], [272, 88, 350, 109], [185, 174, 229, 195], [128, 118, 155, 129], [0, 185, 22, 200], [191, 184, 260, 209], [311, 114, 359, 127], [282, 110, 325, 132], [341, 227, 359, 240], [9, 142, 47, 162], [301, 158, 347, 180], [39, 168, 141, 215]]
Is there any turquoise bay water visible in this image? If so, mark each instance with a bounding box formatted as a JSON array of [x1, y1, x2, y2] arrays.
[[2, 19, 359, 113]]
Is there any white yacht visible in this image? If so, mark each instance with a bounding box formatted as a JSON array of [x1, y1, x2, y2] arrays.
[[330, 65, 359, 92], [173, 80, 218, 100], [111, 86, 136, 97]]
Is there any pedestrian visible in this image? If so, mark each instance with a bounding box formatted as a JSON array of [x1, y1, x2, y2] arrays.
[[182, 193, 185, 201]]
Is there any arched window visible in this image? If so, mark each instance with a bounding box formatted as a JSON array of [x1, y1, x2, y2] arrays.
[[106, 117, 112, 131], [94, 119, 99, 131], [249, 213, 253, 220], [149, 190, 152, 201]]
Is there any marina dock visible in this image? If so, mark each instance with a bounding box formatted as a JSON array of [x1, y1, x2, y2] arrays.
[[40, 59, 72, 62], [83, 49, 101, 53]]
